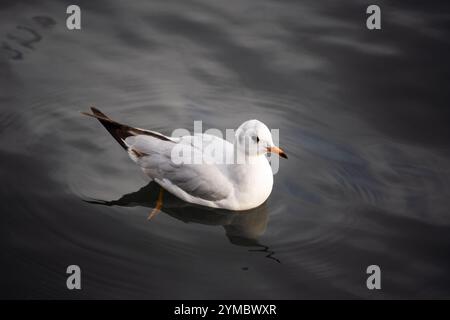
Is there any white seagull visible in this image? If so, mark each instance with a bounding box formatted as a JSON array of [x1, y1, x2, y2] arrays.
[[83, 107, 287, 213]]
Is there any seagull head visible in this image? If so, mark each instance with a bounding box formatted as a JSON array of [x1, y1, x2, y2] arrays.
[[235, 120, 287, 159]]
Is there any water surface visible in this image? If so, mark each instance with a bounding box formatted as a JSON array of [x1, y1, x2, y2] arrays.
[[1, 0, 450, 299]]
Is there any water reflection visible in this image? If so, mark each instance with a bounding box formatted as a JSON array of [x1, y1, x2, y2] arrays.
[[85, 182, 280, 263]]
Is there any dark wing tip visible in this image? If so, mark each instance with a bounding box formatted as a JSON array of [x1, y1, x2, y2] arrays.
[[82, 107, 175, 150], [82, 107, 129, 149], [81, 108, 113, 123], [90, 107, 108, 118]]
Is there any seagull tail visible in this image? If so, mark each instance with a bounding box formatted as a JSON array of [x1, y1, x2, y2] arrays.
[[81, 107, 130, 150]]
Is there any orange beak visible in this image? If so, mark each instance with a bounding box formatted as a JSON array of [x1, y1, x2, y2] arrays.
[[267, 146, 288, 159]]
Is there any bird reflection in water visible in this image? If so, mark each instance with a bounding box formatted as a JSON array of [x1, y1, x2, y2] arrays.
[[85, 182, 280, 263]]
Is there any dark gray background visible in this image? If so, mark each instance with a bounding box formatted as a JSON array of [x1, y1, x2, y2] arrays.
[[1, 0, 450, 299]]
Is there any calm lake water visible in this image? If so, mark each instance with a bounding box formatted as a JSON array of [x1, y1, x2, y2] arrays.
[[1, 0, 450, 299]]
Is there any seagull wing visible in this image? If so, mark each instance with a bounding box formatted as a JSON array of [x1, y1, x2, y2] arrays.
[[126, 134, 234, 202], [83, 107, 233, 203]]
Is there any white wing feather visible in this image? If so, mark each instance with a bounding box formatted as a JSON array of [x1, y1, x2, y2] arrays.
[[124, 134, 234, 202]]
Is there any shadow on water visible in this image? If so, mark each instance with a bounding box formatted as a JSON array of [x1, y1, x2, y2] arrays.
[[84, 182, 281, 263]]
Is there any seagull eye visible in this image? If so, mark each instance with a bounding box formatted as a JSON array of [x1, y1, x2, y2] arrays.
[[256, 136, 260, 143]]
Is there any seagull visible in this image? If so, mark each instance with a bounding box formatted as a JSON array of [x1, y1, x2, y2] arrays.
[[82, 107, 287, 213]]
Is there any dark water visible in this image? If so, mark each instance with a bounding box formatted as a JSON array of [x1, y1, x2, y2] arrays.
[[1, 0, 450, 299]]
